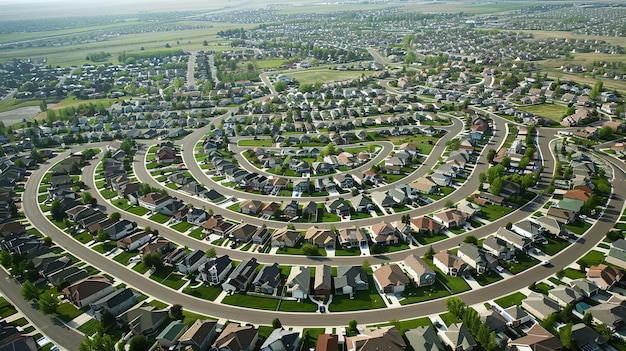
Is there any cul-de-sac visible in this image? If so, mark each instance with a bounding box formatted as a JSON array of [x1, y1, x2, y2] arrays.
[[1, 1, 626, 350]]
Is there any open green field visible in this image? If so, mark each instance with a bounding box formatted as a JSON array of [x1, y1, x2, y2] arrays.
[[518, 104, 568, 123], [0, 99, 42, 114], [0, 25, 251, 67], [287, 68, 378, 85], [494, 292, 526, 308], [406, 2, 533, 14]]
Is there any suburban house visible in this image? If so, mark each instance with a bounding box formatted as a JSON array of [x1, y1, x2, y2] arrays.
[[315, 334, 339, 351], [90, 288, 138, 320], [304, 226, 336, 249], [569, 279, 599, 298], [334, 266, 369, 295], [228, 223, 267, 243], [222, 258, 259, 293], [370, 221, 399, 245], [286, 267, 311, 300], [138, 192, 174, 214], [117, 303, 169, 336], [404, 326, 445, 351], [350, 194, 374, 213], [508, 323, 562, 351], [238, 199, 263, 215], [177, 319, 218, 351], [434, 209, 469, 229], [252, 263, 282, 295], [270, 227, 302, 248], [211, 324, 258, 351], [373, 263, 410, 294], [177, 249, 208, 275], [338, 226, 369, 249], [410, 216, 443, 234], [482, 235, 515, 260], [117, 231, 151, 252], [260, 328, 300, 351], [512, 220, 545, 242], [434, 250, 467, 276], [521, 292, 561, 320], [156, 320, 187, 349], [345, 326, 406, 351], [587, 264, 621, 290], [494, 227, 532, 252], [404, 254, 436, 287], [314, 265, 332, 297], [200, 255, 233, 285], [548, 285, 584, 306], [587, 299, 626, 331], [62, 276, 114, 308], [103, 219, 135, 240], [606, 239, 626, 268], [457, 243, 498, 274], [440, 323, 476, 351]]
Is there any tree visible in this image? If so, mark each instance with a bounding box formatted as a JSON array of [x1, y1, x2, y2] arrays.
[[463, 235, 478, 245], [370, 243, 385, 255], [42, 236, 53, 246], [348, 319, 358, 332], [446, 297, 466, 319], [170, 304, 183, 320], [594, 323, 613, 341], [487, 149, 496, 163], [50, 199, 64, 220], [272, 318, 282, 329], [96, 229, 109, 242], [109, 212, 121, 222], [40, 100, 47, 112], [82, 191, 94, 206], [424, 245, 436, 260], [582, 312, 593, 326], [143, 252, 163, 270], [302, 244, 320, 256], [100, 309, 116, 331], [128, 335, 151, 351], [21, 281, 40, 301], [361, 260, 372, 274], [445, 200, 455, 208], [540, 312, 558, 333], [205, 247, 217, 258], [559, 323, 574, 350], [79, 331, 116, 351], [490, 177, 502, 196], [560, 304, 574, 323], [39, 293, 59, 315]]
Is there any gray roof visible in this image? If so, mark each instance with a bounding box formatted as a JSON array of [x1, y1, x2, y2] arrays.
[[404, 326, 444, 351]]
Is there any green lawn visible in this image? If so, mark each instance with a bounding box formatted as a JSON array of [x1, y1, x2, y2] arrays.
[[113, 251, 137, 265], [74, 232, 93, 244], [563, 268, 587, 280], [439, 311, 460, 327], [401, 280, 453, 305], [473, 270, 503, 286], [576, 250, 605, 267], [494, 292, 526, 308], [100, 189, 117, 199], [77, 319, 102, 336], [92, 242, 116, 254], [127, 206, 149, 216], [372, 317, 432, 333], [334, 247, 362, 256], [416, 232, 449, 245], [278, 299, 319, 312], [332, 277, 385, 311], [56, 302, 83, 322], [428, 262, 471, 294], [0, 298, 17, 318], [133, 262, 150, 274], [238, 139, 274, 147], [564, 220, 592, 235], [532, 282, 553, 295], [301, 328, 326, 351], [172, 221, 195, 232], [479, 204, 515, 222], [183, 285, 223, 301], [518, 104, 569, 123], [150, 267, 186, 290], [149, 213, 171, 224], [499, 252, 540, 274], [188, 228, 205, 240], [536, 236, 571, 256], [222, 293, 279, 311]]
